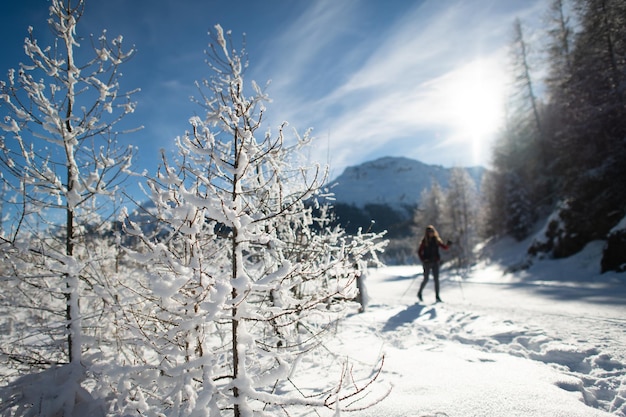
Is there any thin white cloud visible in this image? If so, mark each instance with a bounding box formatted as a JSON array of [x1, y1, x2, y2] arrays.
[[255, 0, 361, 94], [256, 0, 546, 176], [306, 4, 511, 170]]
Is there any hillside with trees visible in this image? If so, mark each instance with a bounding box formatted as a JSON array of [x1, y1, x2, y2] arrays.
[[327, 0, 626, 273], [482, 0, 626, 272]]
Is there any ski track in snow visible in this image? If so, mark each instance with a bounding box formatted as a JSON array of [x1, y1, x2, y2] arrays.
[[420, 304, 624, 414], [339, 263, 626, 416]]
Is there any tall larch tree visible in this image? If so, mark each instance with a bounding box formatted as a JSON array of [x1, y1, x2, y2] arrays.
[[485, 18, 547, 240], [532, 0, 626, 257], [118, 25, 387, 417], [0, 0, 138, 414]]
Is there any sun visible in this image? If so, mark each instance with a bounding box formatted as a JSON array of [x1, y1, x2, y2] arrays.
[[452, 61, 505, 136], [443, 57, 507, 162]]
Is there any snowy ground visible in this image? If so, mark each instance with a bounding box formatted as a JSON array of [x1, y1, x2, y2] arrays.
[[2, 237, 624, 416], [311, 238, 626, 417]]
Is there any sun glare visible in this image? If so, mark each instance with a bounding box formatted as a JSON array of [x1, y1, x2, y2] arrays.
[[443, 58, 507, 163]]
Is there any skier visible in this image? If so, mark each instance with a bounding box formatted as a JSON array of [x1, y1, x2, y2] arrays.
[[417, 225, 452, 303]]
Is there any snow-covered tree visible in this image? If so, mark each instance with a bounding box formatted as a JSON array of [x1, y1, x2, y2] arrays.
[[445, 168, 480, 268], [413, 180, 446, 236], [118, 25, 387, 417], [0, 0, 138, 414]]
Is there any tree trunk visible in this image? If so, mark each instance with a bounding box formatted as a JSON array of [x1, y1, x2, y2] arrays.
[[231, 226, 241, 417]]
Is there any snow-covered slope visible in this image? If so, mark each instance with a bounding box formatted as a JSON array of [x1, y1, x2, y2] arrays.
[[319, 238, 626, 417], [327, 156, 484, 211]]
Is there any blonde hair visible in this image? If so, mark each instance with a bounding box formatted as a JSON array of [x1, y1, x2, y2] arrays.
[[422, 225, 443, 246]]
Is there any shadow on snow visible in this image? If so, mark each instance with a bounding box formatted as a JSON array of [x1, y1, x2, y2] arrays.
[[457, 279, 626, 306], [381, 303, 437, 332]]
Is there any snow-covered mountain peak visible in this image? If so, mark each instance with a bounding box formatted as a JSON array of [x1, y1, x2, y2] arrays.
[[327, 156, 484, 212]]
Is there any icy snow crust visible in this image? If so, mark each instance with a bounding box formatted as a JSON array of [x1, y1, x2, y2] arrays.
[[313, 238, 626, 417]]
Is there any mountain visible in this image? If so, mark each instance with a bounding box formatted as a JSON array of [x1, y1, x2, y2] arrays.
[[327, 156, 485, 217], [319, 156, 486, 242]]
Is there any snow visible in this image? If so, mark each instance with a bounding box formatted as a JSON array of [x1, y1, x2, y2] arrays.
[[2, 237, 625, 416], [307, 237, 626, 417], [16, 229, 586, 417], [329, 156, 484, 212], [610, 215, 626, 234]]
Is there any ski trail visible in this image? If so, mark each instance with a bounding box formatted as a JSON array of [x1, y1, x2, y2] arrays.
[[414, 299, 626, 415], [357, 265, 626, 416]]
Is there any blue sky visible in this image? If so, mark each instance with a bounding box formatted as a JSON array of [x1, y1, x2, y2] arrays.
[[1, 0, 545, 181]]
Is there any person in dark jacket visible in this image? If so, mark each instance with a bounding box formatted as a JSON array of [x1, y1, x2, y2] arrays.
[[417, 225, 451, 302]]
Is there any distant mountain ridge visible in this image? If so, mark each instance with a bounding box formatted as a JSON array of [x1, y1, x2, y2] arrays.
[[327, 156, 485, 216]]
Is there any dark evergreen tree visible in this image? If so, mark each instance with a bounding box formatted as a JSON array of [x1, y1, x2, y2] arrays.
[[485, 0, 626, 265], [504, 172, 534, 241], [510, 19, 544, 141], [533, 0, 626, 258], [479, 169, 507, 238]]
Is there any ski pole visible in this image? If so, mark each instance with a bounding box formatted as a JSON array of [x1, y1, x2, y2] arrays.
[[456, 267, 466, 301], [402, 271, 420, 297]]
